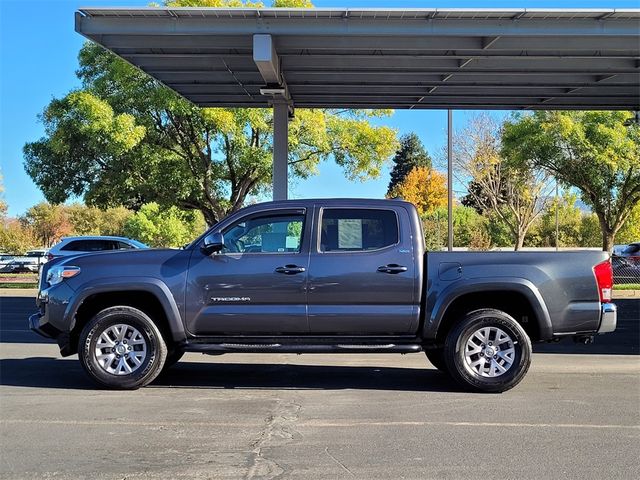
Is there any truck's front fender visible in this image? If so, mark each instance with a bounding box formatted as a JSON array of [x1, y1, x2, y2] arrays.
[[65, 277, 186, 342], [424, 277, 553, 341]]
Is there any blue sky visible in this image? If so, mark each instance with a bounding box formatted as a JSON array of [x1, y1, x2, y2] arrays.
[[1, 0, 637, 216]]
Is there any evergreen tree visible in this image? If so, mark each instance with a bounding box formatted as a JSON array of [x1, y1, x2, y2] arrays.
[[387, 133, 432, 196]]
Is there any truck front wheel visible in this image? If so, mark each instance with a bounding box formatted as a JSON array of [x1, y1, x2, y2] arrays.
[[444, 309, 532, 393], [78, 306, 168, 389]]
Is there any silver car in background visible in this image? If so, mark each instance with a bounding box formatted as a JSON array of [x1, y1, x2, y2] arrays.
[[47, 236, 148, 261]]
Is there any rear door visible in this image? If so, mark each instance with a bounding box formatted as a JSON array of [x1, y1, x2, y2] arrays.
[[307, 205, 418, 334]]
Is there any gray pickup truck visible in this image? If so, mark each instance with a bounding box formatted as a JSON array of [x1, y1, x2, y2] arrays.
[[30, 199, 616, 392]]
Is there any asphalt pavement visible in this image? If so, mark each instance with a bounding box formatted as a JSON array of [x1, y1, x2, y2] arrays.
[[1, 296, 638, 479]]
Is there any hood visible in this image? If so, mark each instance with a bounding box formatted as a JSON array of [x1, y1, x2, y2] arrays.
[[58, 248, 179, 267], [40, 248, 192, 292]]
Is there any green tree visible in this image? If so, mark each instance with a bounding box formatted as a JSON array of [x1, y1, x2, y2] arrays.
[[454, 115, 552, 250], [580, 213, 604, 248], [24, 1, 397, 226], [451, 206, 492, 250], [616, 203, 640, 245], [66, 204, 133, 237], [502, 111, 640, 252], [534, 192, 583, 248], [387, 133, 432, 196], [422, 206, 491, 251], [123, 203, 206, 247]]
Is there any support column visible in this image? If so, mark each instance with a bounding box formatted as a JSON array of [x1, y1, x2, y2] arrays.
[[273, 101, 289, 201], [447, 110, 453, 252]]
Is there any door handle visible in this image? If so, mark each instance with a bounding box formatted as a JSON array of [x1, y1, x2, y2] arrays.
[[377, 264, 408, 274], [275, 265, 306, 275]]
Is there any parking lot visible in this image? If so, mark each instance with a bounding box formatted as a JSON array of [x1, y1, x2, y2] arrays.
[[1, 295, 638, 479]]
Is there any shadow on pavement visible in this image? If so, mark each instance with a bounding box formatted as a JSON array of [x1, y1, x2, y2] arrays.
[[0, 357, 94, 390], [154, 362, 462, 392], [0, 357, 463, 392]]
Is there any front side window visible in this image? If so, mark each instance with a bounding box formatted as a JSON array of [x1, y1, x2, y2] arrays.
[[320, 209, 399, 252], [222, 213, 304, 254]]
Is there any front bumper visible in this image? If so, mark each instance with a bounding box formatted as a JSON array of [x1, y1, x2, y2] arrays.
[[28, 283, 76, 355], [597, 303, 617, 334], [29, 311, 61, 339]]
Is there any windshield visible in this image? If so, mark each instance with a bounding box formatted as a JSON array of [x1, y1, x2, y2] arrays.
[[129, 239, 150, 249]]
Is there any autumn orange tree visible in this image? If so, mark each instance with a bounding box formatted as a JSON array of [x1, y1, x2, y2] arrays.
[[389, 166, 448, 216]]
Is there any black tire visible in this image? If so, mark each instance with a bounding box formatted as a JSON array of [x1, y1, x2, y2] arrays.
[[425, 347, 449, 373], [444, 308, 532, 393], [78, 306, 167, 390]]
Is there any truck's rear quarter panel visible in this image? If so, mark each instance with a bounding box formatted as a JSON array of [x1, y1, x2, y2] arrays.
[[425, 251, 609, 339]]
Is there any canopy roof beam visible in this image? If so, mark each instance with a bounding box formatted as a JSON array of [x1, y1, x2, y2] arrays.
[[74, 6, 640, 200]]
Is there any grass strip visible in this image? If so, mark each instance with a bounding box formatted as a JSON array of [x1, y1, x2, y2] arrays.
[[0, 283, 37, 289], [613, 283, 640, 290]]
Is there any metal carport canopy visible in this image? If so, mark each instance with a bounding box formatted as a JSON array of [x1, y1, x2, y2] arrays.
[[75, 7, 640, 110]]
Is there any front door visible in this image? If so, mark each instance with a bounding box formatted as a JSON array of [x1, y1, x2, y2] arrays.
[[185, 209, 310, 335]]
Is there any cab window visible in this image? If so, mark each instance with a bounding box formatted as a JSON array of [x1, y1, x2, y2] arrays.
[[320, 208, 398, 252], [221, 213, 304, 254]]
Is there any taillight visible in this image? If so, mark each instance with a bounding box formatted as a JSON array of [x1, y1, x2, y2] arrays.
[[593, 260, 613, 303]]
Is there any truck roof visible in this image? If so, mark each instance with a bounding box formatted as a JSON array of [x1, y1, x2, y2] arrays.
[[242, 198, 415, 210]]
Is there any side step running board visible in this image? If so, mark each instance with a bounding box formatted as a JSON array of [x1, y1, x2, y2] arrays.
[[184, 343, 423, 354]]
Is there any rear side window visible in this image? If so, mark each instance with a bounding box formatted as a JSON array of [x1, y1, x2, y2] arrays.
[[117, 241, 135, 250], [320, 209, 398, 252]]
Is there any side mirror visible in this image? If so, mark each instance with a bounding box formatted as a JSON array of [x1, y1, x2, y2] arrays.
[[201, 232, 225, 255]]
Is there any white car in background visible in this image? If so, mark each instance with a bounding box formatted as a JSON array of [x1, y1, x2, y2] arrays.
[[0, 254, 16, 272], [47, 236, 148, 261], [26, 249, 49, 263], [0, 250, 49, 273], [4, 257, 42, 273]]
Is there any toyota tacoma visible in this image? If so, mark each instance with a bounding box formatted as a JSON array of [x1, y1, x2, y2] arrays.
[[30, 199, 617, 392]]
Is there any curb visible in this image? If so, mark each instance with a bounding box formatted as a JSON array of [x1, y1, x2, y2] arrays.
[[613, 290, 640, 299], [0, 289, 38, 297]]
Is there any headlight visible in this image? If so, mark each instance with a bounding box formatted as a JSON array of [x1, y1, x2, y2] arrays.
[[46, 266, 81, 286]]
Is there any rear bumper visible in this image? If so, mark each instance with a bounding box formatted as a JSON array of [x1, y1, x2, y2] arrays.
[[598, 303, 617, 334]]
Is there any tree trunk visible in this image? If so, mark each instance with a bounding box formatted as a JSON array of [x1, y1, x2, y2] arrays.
[[602, 229, 615, 254], [514, 234, 525, 251], [595, 210, 616, 253], [201, 208, 219, 228]]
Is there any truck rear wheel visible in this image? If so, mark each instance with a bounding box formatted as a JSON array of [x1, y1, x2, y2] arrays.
[[78, 306, 167, 390], [444, 309, 531, 393]]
